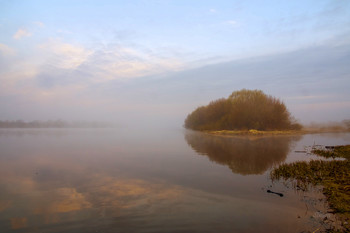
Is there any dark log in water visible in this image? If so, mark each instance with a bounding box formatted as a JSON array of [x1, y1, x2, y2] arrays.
[[267, 190, 284, 197]]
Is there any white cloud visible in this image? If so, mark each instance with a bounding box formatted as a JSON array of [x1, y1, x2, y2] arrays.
[[13, 28, 32, 40], [209, 9, 217, 13], [90, 47, 184, 81], [226, 20, 238, 26], [0, 37, 188, 112], [39, 39, 93, 69], [0, 43, 15, 56], [27, 39, 186, 93]]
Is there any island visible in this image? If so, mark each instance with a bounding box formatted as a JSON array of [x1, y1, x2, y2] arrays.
[[184, 89, 302, 135], [184, 89, 350, 232]]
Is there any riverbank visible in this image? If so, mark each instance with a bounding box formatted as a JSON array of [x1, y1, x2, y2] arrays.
[[204, 129, 350, 137], [271, 145, 350, 232]]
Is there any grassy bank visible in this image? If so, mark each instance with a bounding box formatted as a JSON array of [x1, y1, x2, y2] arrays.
[[205, 129, 350, 137], [312, 146, 350, 159], [271, 145, 350, 232], [205, 129, 303, 136]]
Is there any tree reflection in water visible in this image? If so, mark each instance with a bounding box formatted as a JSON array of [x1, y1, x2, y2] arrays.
[[185, 131, 300, 175]]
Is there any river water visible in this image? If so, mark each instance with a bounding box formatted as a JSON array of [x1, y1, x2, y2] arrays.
[[0, 128, 349, 232]]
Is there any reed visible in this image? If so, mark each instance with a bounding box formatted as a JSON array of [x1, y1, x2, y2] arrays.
[[271, 145, 350, 232]]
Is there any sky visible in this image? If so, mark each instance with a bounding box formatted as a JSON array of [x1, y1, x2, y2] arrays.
[[0, 0, 350, 128]]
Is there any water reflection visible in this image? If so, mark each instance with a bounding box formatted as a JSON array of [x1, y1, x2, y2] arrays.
[[0, 165, 186, 231], [185, 131, 300, 175], [0, 129, 338, 232]]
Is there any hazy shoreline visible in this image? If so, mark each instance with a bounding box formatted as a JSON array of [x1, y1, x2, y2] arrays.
[[0, 120, 115, 128]]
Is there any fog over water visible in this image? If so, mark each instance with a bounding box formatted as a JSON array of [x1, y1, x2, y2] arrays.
[[1, 128, 349, 232]]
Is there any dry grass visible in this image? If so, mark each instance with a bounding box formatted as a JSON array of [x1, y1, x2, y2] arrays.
[[206, 129, 304, 136], [205, 129, 350, 137], [271, 145, 350, 232]]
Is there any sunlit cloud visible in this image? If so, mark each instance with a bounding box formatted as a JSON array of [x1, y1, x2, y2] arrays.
[[209, 8, 217, 13], [39, 39, 92, 69], [34, 188, 92, 214], [13, 28, 32, 40], [87, 46, 184, 81], [0, 43, 15, 56], [0, 34, 188, 111], [35, 39, 185, 87]]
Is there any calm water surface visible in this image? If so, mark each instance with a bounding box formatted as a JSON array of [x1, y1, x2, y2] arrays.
[[0, 128, 349, 233]]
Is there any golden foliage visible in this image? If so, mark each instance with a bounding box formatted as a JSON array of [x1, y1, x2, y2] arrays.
[[185, 89, 301, 131]]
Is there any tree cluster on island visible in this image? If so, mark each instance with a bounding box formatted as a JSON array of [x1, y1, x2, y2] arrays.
[[184, 89, 302, 131]]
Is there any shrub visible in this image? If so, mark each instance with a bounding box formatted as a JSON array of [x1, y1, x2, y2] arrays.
[[184, 89, 301, 131]]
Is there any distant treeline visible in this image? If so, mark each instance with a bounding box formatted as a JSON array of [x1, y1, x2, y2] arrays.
[[0, 120, 114, 128], [185, 89, 302, 131]]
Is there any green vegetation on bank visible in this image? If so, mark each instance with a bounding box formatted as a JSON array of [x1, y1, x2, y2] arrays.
[[184, 89, 301, 131], [271, 145, 350, 232]]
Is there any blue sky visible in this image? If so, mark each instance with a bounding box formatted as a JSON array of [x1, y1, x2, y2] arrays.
[[0, 0, 350, 126]]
